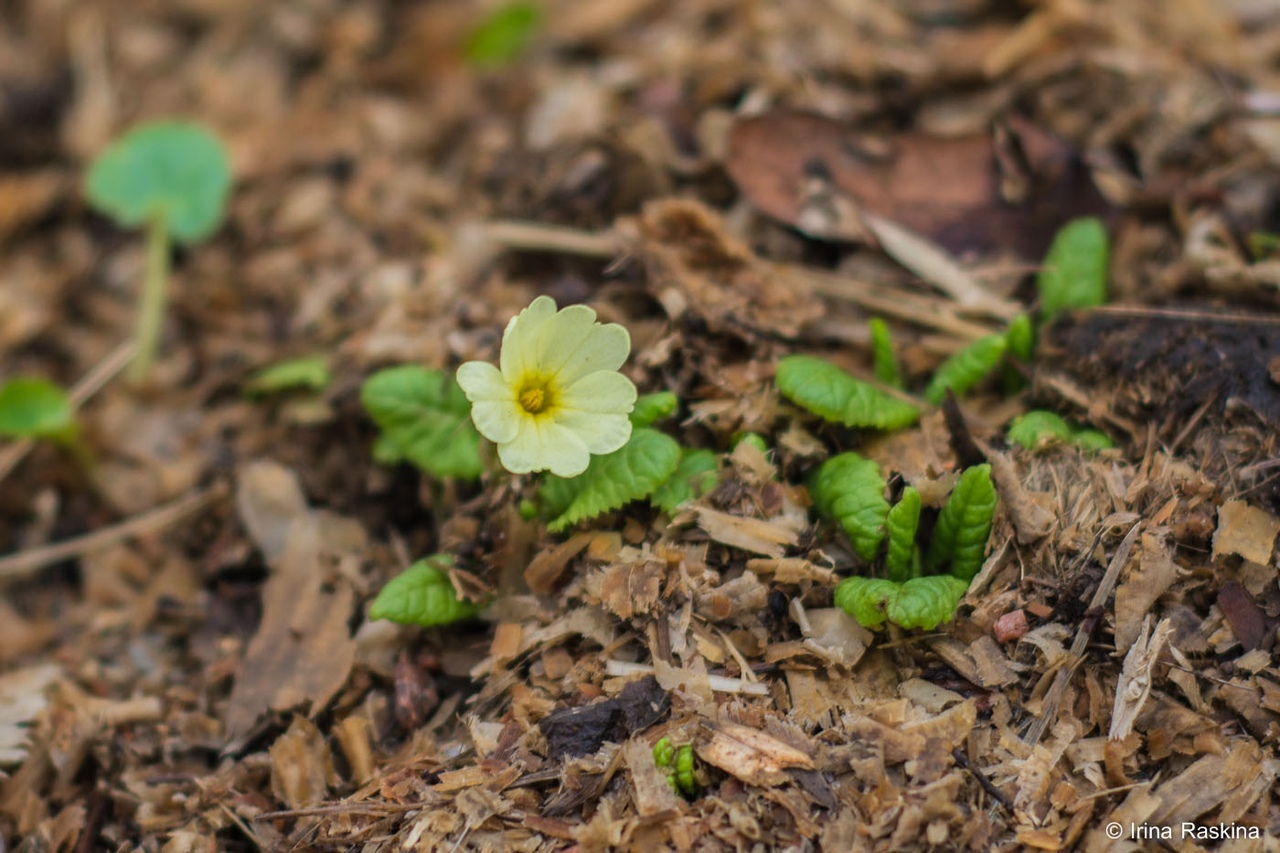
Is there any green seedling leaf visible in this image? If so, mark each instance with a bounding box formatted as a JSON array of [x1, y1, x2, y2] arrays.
[[0, 378, 76, 442], [1007, 410, 1074, 450], [672, 743, 698, 797], [651, 448, 719, 514], [547, 428, 681, 531], [835, 575, 970, 630], [1037, 217, 1109, 321], [869, 318, 904, 388], [1008, 411, 1115, 453], [465, 1, 542, 68], [245, 355, 331, 396], [776, 355, 919, 431], [809, 452, 889, 562], [1002, 313, 1035, 394], [1072, 429, 1113, 451], [884, 487, 921, 583], [85, 121, 232, 244], [924, 464, 997, 581], [369, 555, 485, 627], [653, 737, 698, 798], [361, 366, 483, 479], [630, 391, 678, 428], [731, 432, 769, 454], [923, 334, 1007, 405], [1005, 314, 1035, 363]]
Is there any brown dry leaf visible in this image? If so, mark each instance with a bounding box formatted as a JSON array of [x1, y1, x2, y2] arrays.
[[1212, 499, 1280, 565], [696, 721, 813, 787], [634, 198, 824, 338], [1216, 581, 1270, 652], [725, 110, 1105, 258], [225, 465, 365, 741], [1146, 740, 1265, 827]]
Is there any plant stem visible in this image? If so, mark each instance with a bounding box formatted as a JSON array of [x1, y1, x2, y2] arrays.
[[129, 215, 171, 383]]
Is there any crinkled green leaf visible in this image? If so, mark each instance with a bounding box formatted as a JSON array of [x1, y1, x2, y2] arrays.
[[547, 428, 681, 532], [244, 355, 331, 396], [923, 334, 1007, 405], [835, 575, 970, 630], [809, 452, 889, 562], [925, 464, 997, 581], [1072, 429, 1114, 451], [630, 391, 678, 428], [1007, 410, 1074, 450], [361, 366, 482, 480], [465, 0, 542, 68], [884, 487, 921, 583], [1005, 314, 1035, 363], [369, 555, 485, 627], [1002, 313, 1035, 394], [869, 318, 903, 388], [651, 448, 720, 514], [85, 121, 231, 243], [1038, 217, 1109, 321], [776, 355, 919, 430], [0, 377, 76, 441]]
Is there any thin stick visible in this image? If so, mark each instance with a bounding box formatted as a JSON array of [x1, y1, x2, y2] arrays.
[[0, 339, 135, 483], [481, 218, 1004, 341], [0, 481, 226, 583]]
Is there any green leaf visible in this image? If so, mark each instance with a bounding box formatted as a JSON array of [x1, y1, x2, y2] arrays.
[[1072, 429, 1114, 451], [884, 487, 921, 583], [869, 318, 903, 388], [835, 575, 970, 630], [85, 121, 232, 244], [809, 452, 889, 562], [630, 391, 678, 428], [244, 355, 331, 396], [548, 428, 681, 532], [1005, 314, 1035, 363], [465, 1, 542, 68], [923, 334, 1007, 405], [369, 555, 485, 627], [776, 355, 919, 431], [0, 377, 76, 441], [1007, 410, 1074, 450], [1002, 313, 1035, 394], [651, 448, 719, 514], [924, 464, 997, 581], [731, 432, 769, 454], [361, 366, 483, 480], [1037, 217, 1109, 321]]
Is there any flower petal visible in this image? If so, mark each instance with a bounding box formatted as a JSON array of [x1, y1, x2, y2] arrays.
[[548, 321, 631, 385], [552, 410, 632, 455], [456, 361, 511, 402], [497, 417, 591, 477], [470, 400, 522, 444], [500, 295, 558, 382], [558, 369, 638, 415]]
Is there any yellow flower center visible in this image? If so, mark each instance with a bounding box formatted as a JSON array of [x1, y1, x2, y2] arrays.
[[519, 384, 550, 414]]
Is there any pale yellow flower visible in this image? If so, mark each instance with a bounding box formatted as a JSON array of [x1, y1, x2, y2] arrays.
[[456, 296, 637, 477]]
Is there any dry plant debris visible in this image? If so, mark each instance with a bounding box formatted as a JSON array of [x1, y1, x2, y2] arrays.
[[2, 1, 1280, 851]]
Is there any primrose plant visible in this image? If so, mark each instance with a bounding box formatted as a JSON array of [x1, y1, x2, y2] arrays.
[[85, 121, 232, 382], [364, 295, 722, 629]]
